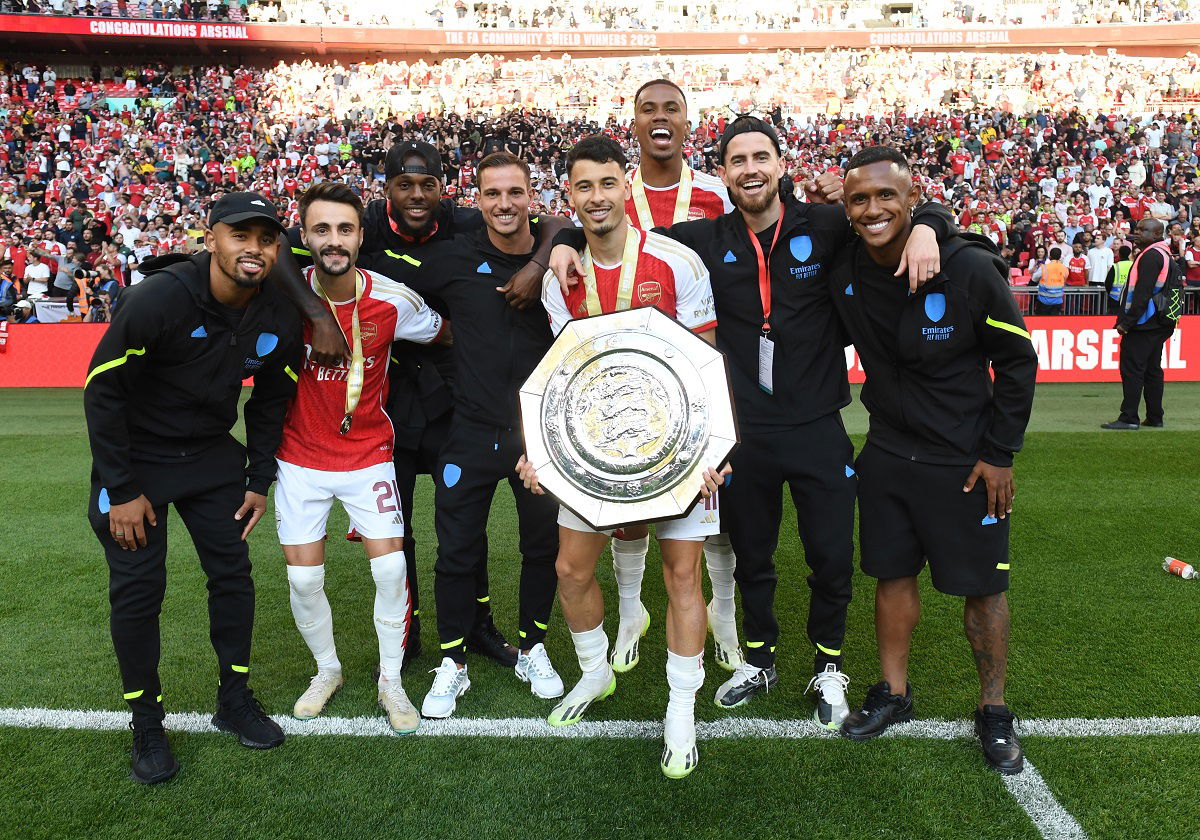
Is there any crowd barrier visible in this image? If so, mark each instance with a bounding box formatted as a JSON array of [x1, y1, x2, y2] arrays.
[[3, 317, 1197, 388]]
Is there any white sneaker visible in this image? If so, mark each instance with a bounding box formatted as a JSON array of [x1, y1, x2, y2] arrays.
[[707, 601, 744, 672], [515, 643, 564, 699], [378, 678, 419, 735], [610, 604, 650, 673], [293, 670, 343, 720], [547, 668, 616, 726], [806, 663, 850, 729], [421, 657, 470, 719]]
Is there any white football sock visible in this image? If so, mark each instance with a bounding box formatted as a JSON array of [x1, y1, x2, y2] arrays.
[[287, 564, 340, 673], [611, 536, 649, 622], [570, 622, 611, 683], [665, 650, 704, 746], [370, 551, 410, 682], [704, 533, 737, 623]]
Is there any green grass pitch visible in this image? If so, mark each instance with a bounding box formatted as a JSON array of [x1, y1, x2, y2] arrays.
[[1, 384, 1198, 840]]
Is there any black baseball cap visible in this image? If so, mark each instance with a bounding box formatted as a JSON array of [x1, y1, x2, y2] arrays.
[[719, 116, 782, 164], [385, 140, 443, 182], [207, 192, 286, 233]]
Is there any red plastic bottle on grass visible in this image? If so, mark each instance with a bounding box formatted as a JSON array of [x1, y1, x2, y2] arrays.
[[1163, 557, 1198, 580]]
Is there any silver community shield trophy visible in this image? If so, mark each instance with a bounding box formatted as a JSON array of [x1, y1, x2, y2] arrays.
[[520, 307, 739, 530]]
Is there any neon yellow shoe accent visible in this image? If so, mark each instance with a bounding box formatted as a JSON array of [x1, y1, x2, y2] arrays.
[[547, 674, 616, 726], [610, 606, 650, 673], [660, 738, 700, 779]]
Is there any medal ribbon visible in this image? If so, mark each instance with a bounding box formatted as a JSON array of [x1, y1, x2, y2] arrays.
[[311, 266, 365, 434], [746, 202, 784, 332], [581, 225, 641, 316], [630, 164, 693, 230]]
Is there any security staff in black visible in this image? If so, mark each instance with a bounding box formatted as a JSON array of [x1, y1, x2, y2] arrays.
[[828, 148, 1036, 775], [1102, 217, 1184, 430], [283, 141, 566, 668], [551, 118, 953, 721], [84, 193, 302, 785], [371, 154, 561, 718]]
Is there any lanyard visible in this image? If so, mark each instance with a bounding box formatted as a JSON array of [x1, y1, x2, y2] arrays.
[[746, 203, 783, 333], [310, 266, 365, 434], [385, 198, 438, 243], [581, 226, 642, 316], [630, 164, 693, 230]]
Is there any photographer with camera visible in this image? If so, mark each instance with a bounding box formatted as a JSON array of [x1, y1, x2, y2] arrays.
[[83, 288, 112, 323]]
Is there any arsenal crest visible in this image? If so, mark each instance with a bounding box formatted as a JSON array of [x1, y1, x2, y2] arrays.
[[637, 281, 662, 305], [359, 321, 379, 346]]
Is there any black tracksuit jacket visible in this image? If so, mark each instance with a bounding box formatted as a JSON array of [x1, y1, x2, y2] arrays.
[[828, 235, 1038, 467], [368, 223, 554, 428], [84, 251, 302, 505]]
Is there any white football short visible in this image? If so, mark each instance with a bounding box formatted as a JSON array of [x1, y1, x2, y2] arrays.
[[556, 491, 721, 542], [275, 460, 406, 545]]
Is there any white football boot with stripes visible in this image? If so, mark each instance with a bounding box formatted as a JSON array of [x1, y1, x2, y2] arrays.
[[547, 667, 616, 726], [610, 605, 651, 673]]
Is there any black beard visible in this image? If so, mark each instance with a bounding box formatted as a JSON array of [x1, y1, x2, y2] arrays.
[[315, 252, 353, 276], [732, 179, 780, 215]]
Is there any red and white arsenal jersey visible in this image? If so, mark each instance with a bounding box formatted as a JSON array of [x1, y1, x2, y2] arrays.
[[542, 227, 716, 337], [624, 167, 732, 230], [277, 267, 444, 471]]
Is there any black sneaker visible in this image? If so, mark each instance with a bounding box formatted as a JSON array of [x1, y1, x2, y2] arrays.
[[714, 663, 778, 708], [212, 690, 286, 749], [466, 615, 518, 667], [1100, 420, 1140, 430], [1143, 418, 1165, 428], [841, 681, 913, 741], [129, 722, 179, 785], [974, 704, 1024, 775]]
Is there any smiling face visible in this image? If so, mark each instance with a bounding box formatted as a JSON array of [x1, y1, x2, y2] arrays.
[[386, 153, 442, 234], [301, 199, 362, 278], [478, 164, 531, 240], [633, 83, 687, 165], [843, 160, 920, 256], [206, 220, 279, 289], [567, 157, 629, 238], [718, 132, 784, 216]]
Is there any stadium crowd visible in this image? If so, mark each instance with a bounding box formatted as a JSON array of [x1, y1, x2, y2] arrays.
[[3, 48, 1200, 322], [3, 0, 1199, 28]]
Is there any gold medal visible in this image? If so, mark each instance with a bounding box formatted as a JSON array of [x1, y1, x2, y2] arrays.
[[630, 164, 693, 230], [581, 226, 642, 317]]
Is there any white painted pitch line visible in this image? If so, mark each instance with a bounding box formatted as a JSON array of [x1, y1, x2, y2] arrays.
[[1, 708, 1198, 741], [1004, 760, 1089, 840]]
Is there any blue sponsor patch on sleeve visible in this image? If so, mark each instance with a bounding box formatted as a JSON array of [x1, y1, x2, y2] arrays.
[[255, 332, 279, 357]]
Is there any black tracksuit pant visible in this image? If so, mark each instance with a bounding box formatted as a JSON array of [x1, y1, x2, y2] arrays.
[[432, 416, 559, 664], [1119, 324, 1174, 424], [722, 412, 856, 673], [87, 438, 253, 725]]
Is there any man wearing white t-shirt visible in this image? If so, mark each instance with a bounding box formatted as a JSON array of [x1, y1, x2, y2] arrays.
[[23, 252, 51, 297]]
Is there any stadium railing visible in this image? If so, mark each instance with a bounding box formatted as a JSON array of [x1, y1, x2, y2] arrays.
[[1010, 287, 1108, 316]]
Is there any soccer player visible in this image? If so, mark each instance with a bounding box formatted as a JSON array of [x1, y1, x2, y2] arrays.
[[275, 183, 447, 734], [604, 79, 740, 677], [829, 147, 1036, 774], [85, 193, 302, 784], [370, 153, 564, 719], [283, 141, 570, 669], [517, 136, 728, 779]]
